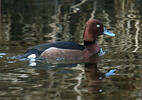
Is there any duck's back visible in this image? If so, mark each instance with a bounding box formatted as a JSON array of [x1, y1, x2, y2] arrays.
[[32, 41, 85, 52]]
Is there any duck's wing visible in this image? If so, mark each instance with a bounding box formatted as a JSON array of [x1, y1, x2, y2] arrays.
[[31, 41, 85, 52]]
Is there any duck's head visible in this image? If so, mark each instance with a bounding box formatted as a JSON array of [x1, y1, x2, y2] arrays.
[[83, 19, 115, 45]]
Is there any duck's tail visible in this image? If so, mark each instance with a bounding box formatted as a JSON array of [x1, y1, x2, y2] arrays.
[[16, 49, 42, 59]]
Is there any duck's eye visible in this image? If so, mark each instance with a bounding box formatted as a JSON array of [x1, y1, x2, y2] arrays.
[[96, 24, 100, 28]]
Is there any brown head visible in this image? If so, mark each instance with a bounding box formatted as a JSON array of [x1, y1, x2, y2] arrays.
[[83, 19, 115, 45], [83, 19, 104, 42]]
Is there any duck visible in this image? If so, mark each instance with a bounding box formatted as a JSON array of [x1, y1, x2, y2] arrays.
[[19, 19, 115, 61]]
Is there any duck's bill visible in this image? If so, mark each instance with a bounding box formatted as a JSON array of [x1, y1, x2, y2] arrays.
[[104, 28, 115, 36]]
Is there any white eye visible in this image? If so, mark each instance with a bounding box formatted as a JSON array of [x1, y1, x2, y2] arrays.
[[96, 24, 100, 28]]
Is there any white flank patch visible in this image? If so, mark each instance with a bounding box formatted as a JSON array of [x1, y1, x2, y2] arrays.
[[27, 54, 37, 66], [27, 54, 36, 59]]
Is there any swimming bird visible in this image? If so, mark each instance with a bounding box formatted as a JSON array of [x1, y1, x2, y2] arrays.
[[20, 19, 115, 61]]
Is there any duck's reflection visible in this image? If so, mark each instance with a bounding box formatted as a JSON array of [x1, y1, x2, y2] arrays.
[[84, 63, 103, 93], [84, 55, 116, 94], [25, 53, 116, 94]]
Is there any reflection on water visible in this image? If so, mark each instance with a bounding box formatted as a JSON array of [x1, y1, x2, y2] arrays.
[[1, 0, 142, 100]]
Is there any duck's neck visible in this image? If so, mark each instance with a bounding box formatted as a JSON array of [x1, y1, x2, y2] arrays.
[[84, 41, 96, 46], [84, 41, 100, 54]]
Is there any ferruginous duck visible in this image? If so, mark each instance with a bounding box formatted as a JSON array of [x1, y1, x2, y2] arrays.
[[20, 19, 115, 61]]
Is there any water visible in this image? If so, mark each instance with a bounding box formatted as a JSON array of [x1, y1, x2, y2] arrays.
[[1, 0, 142, 100]]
